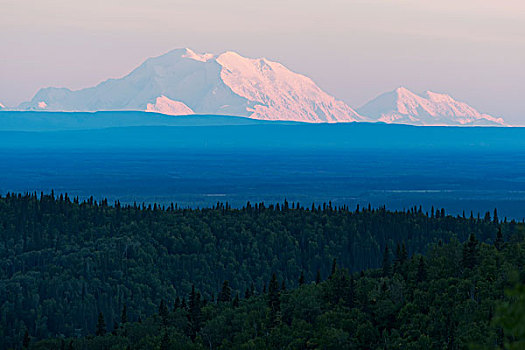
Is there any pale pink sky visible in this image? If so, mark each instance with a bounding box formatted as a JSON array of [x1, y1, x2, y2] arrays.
[[1, 0, 524, 123]]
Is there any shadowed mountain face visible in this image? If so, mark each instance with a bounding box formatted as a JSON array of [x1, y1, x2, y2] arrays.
[[358, 87, 505, 126], [17, 48, 364, 123]]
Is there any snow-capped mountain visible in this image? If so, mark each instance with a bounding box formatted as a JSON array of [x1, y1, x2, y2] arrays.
[[18, 48, 365, 123], [358, 87, 505, 126], [0, 102, 5, 110]]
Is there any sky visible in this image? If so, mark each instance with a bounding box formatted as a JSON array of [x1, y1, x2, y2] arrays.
[[1, 0, 524, 123]]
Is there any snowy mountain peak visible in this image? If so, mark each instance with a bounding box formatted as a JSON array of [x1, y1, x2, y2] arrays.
[[358, 87, 506, 126], [18, 48, 365, 123], [0, 102, 5, 109], [215, 51, 363, 122], [180, 48, 215, 62], [15, 49, 507, 126], [146, 96, 194, 115]]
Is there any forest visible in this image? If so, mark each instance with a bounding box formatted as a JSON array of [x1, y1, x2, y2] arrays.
[[0, 192, 524, 349]]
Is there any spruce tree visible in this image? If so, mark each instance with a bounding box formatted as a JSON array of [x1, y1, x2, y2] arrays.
[[416, 256, 426, 283], [400, 243, 408, 263], [268, 273, 281, 325], [331, 258, 337, 277], [22, 330, 30, 348], [173, 296, 180, 311], [159, 299, 169, 324], [316, 269, 321, 284], [218, 280, 232, 302], [346, 277, 356, 308], [299, 271, 305, 286], [495, 227, 504, 251], [187, 286, 202, 339], [382, 245, 392, 277], [96, 312, 107, 336], [268, 274, 280, 309], [462, 234, 479, 270], [121, 303, 128, 324], [160, 330, 170, 350]]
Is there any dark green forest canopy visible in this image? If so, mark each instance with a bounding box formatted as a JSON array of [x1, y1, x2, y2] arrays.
[[0, 192, 522, 349]]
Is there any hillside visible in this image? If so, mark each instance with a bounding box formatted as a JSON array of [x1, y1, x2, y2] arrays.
[[0, 192, 518, 349]]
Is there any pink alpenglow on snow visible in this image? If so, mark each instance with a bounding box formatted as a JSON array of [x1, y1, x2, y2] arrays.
[[16, 49, 507, 126], [216, 51, 363, 123], [357, 87, 506, 126], [146, 96, 194, 116], [181, 48, 214, 63], [17, 48, 366, 123]]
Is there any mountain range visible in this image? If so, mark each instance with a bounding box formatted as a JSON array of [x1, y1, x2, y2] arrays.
[[10, 48, 506, 126]]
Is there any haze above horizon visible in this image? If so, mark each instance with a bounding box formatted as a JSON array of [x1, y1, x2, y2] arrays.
[[1, 0, 524, 124]]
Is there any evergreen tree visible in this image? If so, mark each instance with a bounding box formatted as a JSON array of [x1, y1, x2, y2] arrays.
[[22, 330, 30, 348], [159, 299, 169, 324], [495, 227, 504, 251], [233, 293, 240, 308], [299, 271, 305, 286], [96, 312, 107, 336], [121, 303, 128, 324], [331, 258, 337, 277], [462, 234, 479, 270], [346, 277, 356, 308], [218, 280, 232, 302], [416, 256, 426, 283], [382, 245, 392, 277], [268, 273, 281, 325], [316, 269, 321, 284], [187, 285, 202, 339], [160, 329, 170, 350], [400, 243, 408, 263]]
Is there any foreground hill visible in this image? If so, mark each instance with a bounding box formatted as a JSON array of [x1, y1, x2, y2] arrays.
[[0, 192, 519, 348], [17, 48, 364, 123], [1, 193, 523, 349]]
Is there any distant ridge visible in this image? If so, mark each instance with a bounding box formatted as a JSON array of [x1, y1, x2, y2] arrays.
[[358, 87, 505, 126], [0, 111, 287, 132]]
